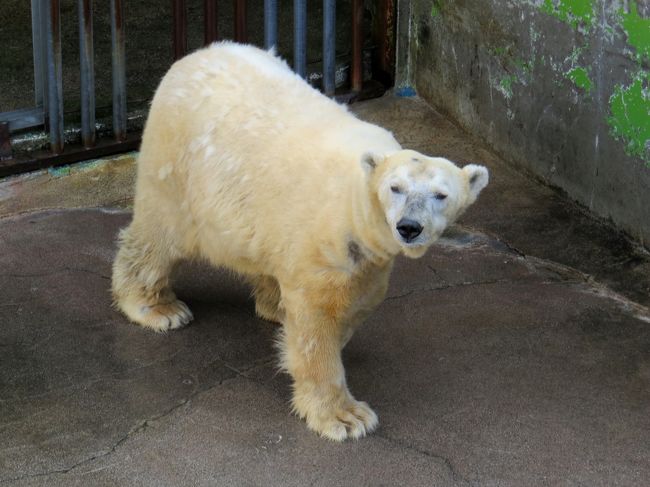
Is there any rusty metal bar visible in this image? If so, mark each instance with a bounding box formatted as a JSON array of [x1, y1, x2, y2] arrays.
[[373, 0, 396, 86], [204, 0, 218, 45], [293, 0, 306, 77], [0, 135, 141, 178], [264, 0, 277, 49], [172, 0, 187, 59], [0, 123, 12, 161], [45, 0, 64, 154], [111, 0, 127, 142], [234, 0, 247, 43], [78, 0, 96, 148], [351, 0, 363, 92], [322, 0, 336, 96]]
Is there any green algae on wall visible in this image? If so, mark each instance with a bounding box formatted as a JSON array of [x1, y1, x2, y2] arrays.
[[566, 67, 593, 93], [498, 75, 516, 99], [608, 1, 650, 164], [608, 72, 650, 164], [621, 1, 650, 63], [542, 0, 595, 30]]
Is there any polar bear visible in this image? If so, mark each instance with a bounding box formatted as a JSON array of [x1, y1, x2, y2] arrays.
[[112, 42, 489, 441]]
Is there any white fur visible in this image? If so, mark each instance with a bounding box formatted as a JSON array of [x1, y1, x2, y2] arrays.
[[112, 43, 489, 441]]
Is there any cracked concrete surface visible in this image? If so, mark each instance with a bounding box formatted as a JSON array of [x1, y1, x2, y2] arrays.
[[1, 96, 649, 486]]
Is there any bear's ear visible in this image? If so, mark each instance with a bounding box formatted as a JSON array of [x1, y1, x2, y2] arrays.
[[463, 164, 489, 204], [361, 152, 384, 174], [360, 152, 384, 174]]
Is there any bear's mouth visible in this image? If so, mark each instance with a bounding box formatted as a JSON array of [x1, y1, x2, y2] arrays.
[[394, 230, 427, 247]]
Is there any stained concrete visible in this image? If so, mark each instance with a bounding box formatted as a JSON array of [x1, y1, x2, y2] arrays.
[[1, 96, 649, 486], [402, 0, 650, 246]]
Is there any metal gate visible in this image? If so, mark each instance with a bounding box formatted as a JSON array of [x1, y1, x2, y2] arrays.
[[0, 1, 396, 177]]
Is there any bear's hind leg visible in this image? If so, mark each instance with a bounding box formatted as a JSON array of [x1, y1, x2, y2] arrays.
[[112, 222, 192, 332], [250, 275, 284, 324]]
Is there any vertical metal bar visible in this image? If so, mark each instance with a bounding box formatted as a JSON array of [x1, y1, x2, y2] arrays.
[[234, 0, 247, 43], [38, 0, 50, 115], [172, 0, 187, 59], [322, 0, 336, 96], [111, 0, 127, 142], [395, 0, 414, 92], [264, 0, 277, 50], [78, 0, 95, 148], [204, 0, 218, 45], [293, 0, 306, 77], [351, 0, 363, 92], [45, 0, 63, 154], [373, 0, 396, 85], [31, 0, 45, 107]]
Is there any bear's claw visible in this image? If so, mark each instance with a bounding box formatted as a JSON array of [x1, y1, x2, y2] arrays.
[[304, 399, 379, 442], [121, 299, 194, 332]]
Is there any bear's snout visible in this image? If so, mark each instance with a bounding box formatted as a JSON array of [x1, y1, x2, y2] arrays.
[[396, 218, 423, 242]]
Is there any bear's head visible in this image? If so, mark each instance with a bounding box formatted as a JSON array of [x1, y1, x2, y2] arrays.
[[363, 150, 489, 258]]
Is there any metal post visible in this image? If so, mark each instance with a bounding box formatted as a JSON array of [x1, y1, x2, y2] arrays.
[[78, 0, 95, 148], [172, 0, 187, 59], [322, 0, 336, 96], [204, 0, 218, 45], [293, 0, 306, 77], [395, 0, 415, 92], [234, 0, 247, 43], [264, 0, 277, 50], [351, 0, 363, 92], [373, 0, 396, 86], [31, 0, 47, 108], [111, 0, 127, 142], [45, 0, 64, 154]]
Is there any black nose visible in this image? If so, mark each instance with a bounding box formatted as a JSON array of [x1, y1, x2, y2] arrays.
[[396, 218, 423, 242]]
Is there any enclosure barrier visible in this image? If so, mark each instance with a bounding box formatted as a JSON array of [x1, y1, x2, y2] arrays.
[[0, 0, 394, 177]]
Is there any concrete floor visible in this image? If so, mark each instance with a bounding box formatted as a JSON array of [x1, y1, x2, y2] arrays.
[[1, 96, 649, 486]]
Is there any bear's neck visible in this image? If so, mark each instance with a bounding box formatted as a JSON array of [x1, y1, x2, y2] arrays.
[[348, 176, 400, 264]]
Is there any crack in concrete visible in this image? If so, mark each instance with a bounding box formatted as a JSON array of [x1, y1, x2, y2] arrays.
[[384, 278, 516, 302], [374, 432, 471, 485], [0, 357, 277, 483], [0, 395, 198, 483]]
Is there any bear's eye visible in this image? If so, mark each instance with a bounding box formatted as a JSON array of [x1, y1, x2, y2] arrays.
[[391, 185, 403, 194], [434, 192, 448, 200]]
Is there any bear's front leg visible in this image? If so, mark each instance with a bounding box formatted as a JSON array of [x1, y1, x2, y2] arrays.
[[279, 286, 378, 441]]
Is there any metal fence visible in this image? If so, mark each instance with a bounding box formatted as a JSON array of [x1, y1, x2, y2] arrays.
[[0, 0, 395, 177]]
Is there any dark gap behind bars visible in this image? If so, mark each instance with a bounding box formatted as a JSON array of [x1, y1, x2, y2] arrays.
[[0, 0, 396, 177]]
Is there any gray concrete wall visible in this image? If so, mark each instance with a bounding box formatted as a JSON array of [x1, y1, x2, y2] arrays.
[[397, 0, 650, 246]]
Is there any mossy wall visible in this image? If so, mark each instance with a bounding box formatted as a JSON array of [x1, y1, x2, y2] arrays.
[[400, 0, 649, 245]]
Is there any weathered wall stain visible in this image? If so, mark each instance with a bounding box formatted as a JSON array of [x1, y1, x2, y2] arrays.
[[538, 0, 649, 164], [489, 0, 650, 164], [407, 0, 650, 244]]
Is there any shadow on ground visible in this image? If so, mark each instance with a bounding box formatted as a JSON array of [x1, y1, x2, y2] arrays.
[[1, 97, 649, 486]]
